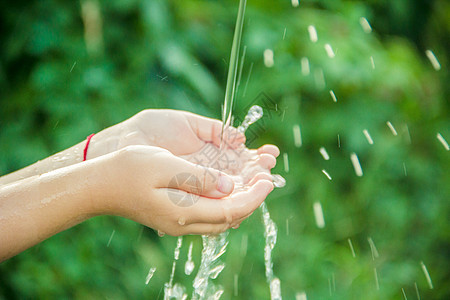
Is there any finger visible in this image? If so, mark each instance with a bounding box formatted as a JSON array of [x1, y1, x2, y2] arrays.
[[182, 223, 230, 235], [257, 144, 280, 157], [177, 179, 273, 225], [247, 172, 273, 186], [257, 153, 277, 169], [158, 155, 235, 198], [186, 113, 245, 148]]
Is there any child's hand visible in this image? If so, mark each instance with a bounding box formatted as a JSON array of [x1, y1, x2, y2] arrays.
[[87, 109, 246, 159], [181, 143, 280, 229], [93, 145, 274, 236]]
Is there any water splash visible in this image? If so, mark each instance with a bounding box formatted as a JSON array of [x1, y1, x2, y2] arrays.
[[238, 105, 264, 133], [370, 56, 375, 69], [272, 175, 286, 188], [164, 237, 185, 299], [192, 233, 229, 299]]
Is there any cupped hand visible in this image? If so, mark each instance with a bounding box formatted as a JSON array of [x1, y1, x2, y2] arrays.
[[180, 142, 280, 229], [95, 145, 275, 236], [87, 109, 246, 159]]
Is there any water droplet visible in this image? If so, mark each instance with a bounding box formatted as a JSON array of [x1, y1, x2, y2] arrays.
[[420, 261, 434, 289], [363, 129, 374, 145], [185, 260, 194, 276], [107, 230, 115, 247], [157, 230, 165, 237], [386, 121, 398, 136], [350, 153, 363, 177], [322, 169, 332, 180], [272, 174, 286, 188], [329, 90, 337, 102], [348, 238, 356, 258], [437, 133, 449, 151], [301, 57, 310, 76], [307, 25, 318, 43], [359, 17, 372, 33], [283, 153, 289, 173], [319, 147, 330, 160], [185, 242, 195, 275], [178, 217, 186, 226], [264, 49, 274, 67], [370, 56, 375, 69], [145, 267, 156, 285], [270, 277, 282, 300], [324, 43, 335, 58], [425, 50, 441, 71], [293, 124, 302, 147], [313, 202, 325, 228], [296, 291, 307, 300]]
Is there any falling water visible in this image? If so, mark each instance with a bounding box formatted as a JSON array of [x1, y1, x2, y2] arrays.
[[190, 0, 287, 298], [185, 242, 195, 276], [192, 1, 247, 298], [261, 202, 282, 300], [164, 237, 187, 299], [238, 106, 284, 299], [192, 233, 228, 299]]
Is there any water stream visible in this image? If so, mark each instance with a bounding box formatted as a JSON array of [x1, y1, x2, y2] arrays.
[[164, 0, 286, 298]]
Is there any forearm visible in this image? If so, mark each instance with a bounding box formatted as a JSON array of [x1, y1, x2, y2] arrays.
[[0, 141, 86, 186], [0, 160, 103, 261], [0, 126, 122, 187]]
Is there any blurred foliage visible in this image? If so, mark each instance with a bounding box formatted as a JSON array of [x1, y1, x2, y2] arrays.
[[0, 0, 449, 299]]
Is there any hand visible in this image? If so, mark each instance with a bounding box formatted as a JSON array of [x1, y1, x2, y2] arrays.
[[95, 145, 274, 236], [87, 109, 246, 159]]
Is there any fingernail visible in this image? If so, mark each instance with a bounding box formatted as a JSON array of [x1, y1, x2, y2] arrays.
[[218, 174, 234, 194]]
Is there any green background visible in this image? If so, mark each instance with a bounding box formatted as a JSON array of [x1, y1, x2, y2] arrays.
[[0, 0, 449, 299]]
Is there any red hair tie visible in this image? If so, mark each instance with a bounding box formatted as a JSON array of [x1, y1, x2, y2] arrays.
[[83, 134, 95, 161]]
